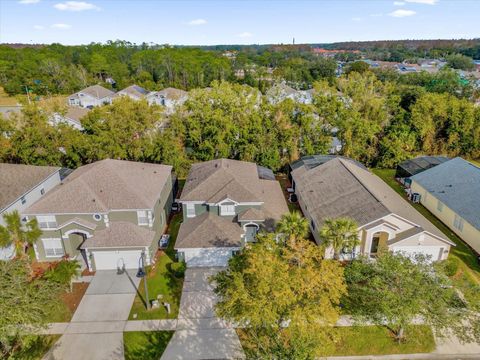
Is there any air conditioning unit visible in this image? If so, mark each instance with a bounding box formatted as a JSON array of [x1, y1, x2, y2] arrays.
[[411, 193, 421, 203]]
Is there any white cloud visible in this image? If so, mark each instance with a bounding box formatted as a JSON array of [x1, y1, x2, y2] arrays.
[[33, 25, 45, 30], [51, 23, 72, 29], [187, 18, 207, 26], [405, 0, 438, 4], [388, 9, 417, 17], [393, 1, 405, 5], [54, 1, 100, 11], [352, 17, 362, 22], [19, 0, 40, 4], [237, 32, 253, 38], [370, 13, 383, 17]]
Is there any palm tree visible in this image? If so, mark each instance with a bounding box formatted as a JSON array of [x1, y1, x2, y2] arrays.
[[0, 210, 42, 259], [277, 211, 310, 244], [319, 217, 359, 260]]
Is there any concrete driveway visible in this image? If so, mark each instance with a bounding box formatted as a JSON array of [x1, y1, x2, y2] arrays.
[[44, 270, 141, 360], [161, 267, 245, 360]]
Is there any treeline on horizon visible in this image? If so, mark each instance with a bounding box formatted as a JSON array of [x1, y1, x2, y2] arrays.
[[1, 38, 479, 97]]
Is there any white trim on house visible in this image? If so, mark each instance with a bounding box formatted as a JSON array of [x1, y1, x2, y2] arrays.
[[186, 203, 196, 218], [62, 228, 93, 239], [57, 219, 96, 231]]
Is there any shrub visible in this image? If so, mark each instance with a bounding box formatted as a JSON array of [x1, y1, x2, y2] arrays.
[[43, 260, 81, 292], [443, 257, 460, 277]]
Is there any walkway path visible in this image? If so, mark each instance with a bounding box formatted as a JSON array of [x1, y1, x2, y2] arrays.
[[42, 270, 140, 360]]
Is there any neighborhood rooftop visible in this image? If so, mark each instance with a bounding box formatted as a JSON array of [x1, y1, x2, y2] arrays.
[[24, 159, 172, 214], [292, 157, 448, 242], [411, 157, 480, 230], [0, 163, 60, 210], [396, 156, 450, 178], [71, 85, 115, 99]]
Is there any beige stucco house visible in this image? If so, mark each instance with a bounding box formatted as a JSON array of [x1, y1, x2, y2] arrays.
[[24, 159, 174, 271], [410, 157, 480, 254], [291, 156, 454, 261]]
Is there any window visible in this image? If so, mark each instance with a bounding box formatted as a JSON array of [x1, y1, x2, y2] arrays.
[[42, 238, 64, 257], [20, 196, 26, 205], [40, 188, 45, 195], [137, 210, 149, 225], [220, 204, 235, 216], [453, 215, 464, 232], [37, 215, 56, 229], [437, 200, 444, 212], [186, 203, 196, 218]]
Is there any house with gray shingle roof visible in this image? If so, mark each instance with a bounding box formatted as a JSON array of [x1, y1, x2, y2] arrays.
[[176, 159, 289, 267], [291, 156, 454, 261], [68, 85, 115, 108], [0, 163, 62, 260], [146, 87, 188, 113], [410, 157, 480, 254], [113, 84, 150, 101], [24, 159, 174, 271]]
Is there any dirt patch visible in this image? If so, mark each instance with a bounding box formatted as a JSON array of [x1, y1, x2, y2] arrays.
[[60, 282, 88, 314], [81, 268, 95, 276]]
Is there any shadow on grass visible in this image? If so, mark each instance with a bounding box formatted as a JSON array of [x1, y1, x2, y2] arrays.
[[124, 331, 173, 360], [124, 268, 148, 309]]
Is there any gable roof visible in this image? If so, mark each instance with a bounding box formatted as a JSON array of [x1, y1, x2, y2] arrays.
[[70, 85, 115, 100], [175, 212, 243, 249], [64, 106, 90, 123], [155, 87, 188, 100], [116, 85, 149, 99], [0, 163, 60, 211], [80, 221, 155, 248], [411, 157, 480, 230], [24, 159, 172, 214], [292, 157, 448, 242]]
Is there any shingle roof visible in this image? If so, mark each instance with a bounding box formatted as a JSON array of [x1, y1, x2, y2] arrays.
[[238, 208, 265, 222], [24, 159, 172, 214], [175, 212, 243, 249], [411, 157, 480, 230], [115, 85, 149, 99], [156, 88, 188, 100], [65, 106, 90, 123], [80, 221, 155, 248], [70, 85, 115, 100], [0, 163, 60, 211], [180, 159, 288, 221], [292, 157, 449, 242]]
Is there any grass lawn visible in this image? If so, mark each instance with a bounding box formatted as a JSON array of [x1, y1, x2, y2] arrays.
[[372, 168, 480, 306], [128, 212, 185, 320], [237, 325, 434, 357], [11, 335, 61, 360], [123, 331, 173, 360]]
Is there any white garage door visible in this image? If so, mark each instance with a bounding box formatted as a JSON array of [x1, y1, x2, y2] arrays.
[[183, 248, 236, 267], [92, 250, 143, 270], [392, 246, 443, 262]]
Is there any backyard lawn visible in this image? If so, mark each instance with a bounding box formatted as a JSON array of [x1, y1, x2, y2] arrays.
[[373, 168, 480, 307], [123, 331, 173, 360], [237, 325, 435, 357], [128, 212, 185, 320]]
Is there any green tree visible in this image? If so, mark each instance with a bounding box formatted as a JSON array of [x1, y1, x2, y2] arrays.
[[319, 217, 359, 260], [344, 61, 370, 75], [0, 258, 63, 358], [446, 53, 475, 71], [344, 252, 480, 342], [43, 260, 81, 292], [213, 233, 346, 359], [276, 211, 310, 244], [0, 210, 41, 259]]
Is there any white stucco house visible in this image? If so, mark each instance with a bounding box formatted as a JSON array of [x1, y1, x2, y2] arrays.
[[175, 159, 289, 267], [146, 87, 188, 113], [290, 156, 455, 262], [0, 163, 62, 260], [68, 85, 115, 108]]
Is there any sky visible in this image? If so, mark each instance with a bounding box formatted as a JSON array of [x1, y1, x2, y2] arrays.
[[0, 0, 479, 45]]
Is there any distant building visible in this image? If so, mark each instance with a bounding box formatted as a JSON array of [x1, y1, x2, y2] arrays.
[[113, 84, 149, 101], [50, 106, 90, 130], [146, 87, 188, 112], [410, 158, 480, 254], [68, 85, 115, 108]]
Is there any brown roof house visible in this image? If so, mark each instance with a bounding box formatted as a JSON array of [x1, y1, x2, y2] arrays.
[[291, 156, 454, 262], [176, 159, 289, 267], [68, 85, 115, 108], [24, 159, 174, 271], [0, 163, 62, 260]]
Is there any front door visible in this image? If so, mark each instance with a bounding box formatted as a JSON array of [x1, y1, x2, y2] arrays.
[[244, 225, 258, 242], [370, 235, 380, 256]]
